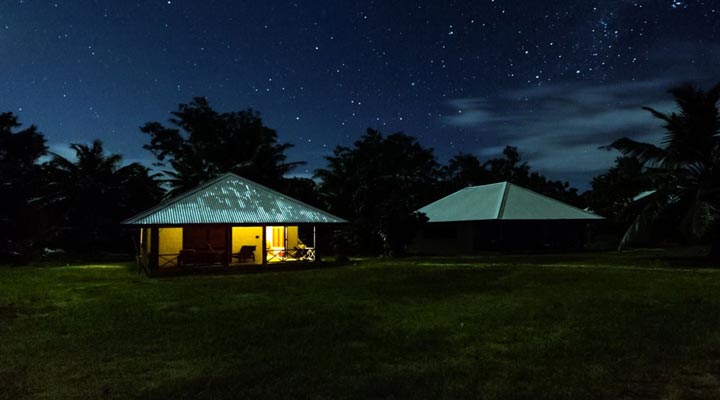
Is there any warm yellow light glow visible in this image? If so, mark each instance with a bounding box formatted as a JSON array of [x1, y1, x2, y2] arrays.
[[266, 226, 285, 248], [69, 264, 125, 269], [232, 226, 262, 264], [158, 228, 183, 267]]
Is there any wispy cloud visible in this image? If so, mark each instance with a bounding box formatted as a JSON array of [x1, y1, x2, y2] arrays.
[[444, 78, 680, 179], [442, 36, 720, 187]]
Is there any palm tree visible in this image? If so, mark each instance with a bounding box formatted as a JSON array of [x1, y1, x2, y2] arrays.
[[607, 82, 720, 256], [42, 140, 164, 252]]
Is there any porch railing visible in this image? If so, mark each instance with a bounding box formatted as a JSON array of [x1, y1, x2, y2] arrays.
[[265, 247, 315, 262]]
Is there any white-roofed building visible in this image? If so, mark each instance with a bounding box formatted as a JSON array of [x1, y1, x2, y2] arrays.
[[415, 182, 603, 252], [123, 172, 346, 272]]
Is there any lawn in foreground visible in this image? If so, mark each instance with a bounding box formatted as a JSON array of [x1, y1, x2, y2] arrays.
[[1, 252, 720, 399]]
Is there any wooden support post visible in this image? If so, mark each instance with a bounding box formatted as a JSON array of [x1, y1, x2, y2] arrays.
[[149, 226, 160, 271], [313, 225, 317, 263], [284, 226, 288, 261], [224, 225, 232, 266], [261, 225, 267, 265]]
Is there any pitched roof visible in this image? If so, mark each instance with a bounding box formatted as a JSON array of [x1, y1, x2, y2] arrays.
[[417, 182, 603, 222], [122, 173, 346, 225]]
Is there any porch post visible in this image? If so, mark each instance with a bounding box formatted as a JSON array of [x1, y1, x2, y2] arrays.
[[149, 226, 159, 271], [313, 225, 317, 262], [261, 225, 267, 265], [284, 226, 288, 261], [224, 225, 231, 266]]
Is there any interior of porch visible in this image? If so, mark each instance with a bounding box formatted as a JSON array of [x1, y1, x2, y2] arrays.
[[139, 225, 316, 270]]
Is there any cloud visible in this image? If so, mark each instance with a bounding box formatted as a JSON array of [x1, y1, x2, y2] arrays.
[[445, 98, 500, 126], [443, 77, 682, 182]]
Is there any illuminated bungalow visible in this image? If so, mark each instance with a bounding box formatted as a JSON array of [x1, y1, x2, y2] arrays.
[[415, 182, 603, 252], [122, 173, 345, 272]]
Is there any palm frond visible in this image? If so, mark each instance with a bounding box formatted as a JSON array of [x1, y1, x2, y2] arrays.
[[604, 137, 667, 165], [618, 193, 665, 250], [641, 106, 672, 124]]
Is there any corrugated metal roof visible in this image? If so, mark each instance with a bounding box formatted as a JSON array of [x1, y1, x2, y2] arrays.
[[418, 182, 506, 221], [418, 182, 603, 222], [122, 173, 346, 225]]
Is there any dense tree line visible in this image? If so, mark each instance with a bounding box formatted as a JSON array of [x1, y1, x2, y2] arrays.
[[0, 114, 162, 262], [1, 82, 717, 262], [0, 113, 47, 261]]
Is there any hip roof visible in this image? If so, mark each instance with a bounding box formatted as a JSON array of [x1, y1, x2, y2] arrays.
[[417, 182, 603, 222], [122, 173, 346, 225]]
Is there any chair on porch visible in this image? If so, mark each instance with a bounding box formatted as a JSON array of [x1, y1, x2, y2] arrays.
[[232, 245, 256, 263], [178, 249, 197, 267]]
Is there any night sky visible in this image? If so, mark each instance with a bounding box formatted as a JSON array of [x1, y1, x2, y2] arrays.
[[2, 1, 719, 189]]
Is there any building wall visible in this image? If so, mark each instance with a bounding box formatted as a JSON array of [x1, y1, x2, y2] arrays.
[[413, 221, 589, 254], [410, 222, 472, 255]]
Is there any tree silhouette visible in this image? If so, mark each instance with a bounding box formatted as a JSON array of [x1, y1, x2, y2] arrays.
[[0, 112, 47, 261], [443, 152, 492, 191], [42, 140, 163, 253], [485, 146, 530, 182], [586, 156, 650, 231], [444, 146, 582, 207], [316, 129, 440, 256], [141, 97, 302, 196], [607, 82, 720, 255]]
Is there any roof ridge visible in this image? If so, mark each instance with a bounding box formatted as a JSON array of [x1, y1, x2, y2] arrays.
[[466, 181, 507, 189], [497, 182, 511, 219]]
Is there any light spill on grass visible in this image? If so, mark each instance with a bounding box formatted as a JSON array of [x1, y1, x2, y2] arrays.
[[66, 264, 127, 270]]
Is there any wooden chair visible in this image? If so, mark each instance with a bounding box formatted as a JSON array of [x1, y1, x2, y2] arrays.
[[178, 249, 197, 267], [232, 245, 256, 263]]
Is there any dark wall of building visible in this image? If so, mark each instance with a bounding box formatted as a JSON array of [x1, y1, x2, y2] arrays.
[[414, 220, 590, 254]]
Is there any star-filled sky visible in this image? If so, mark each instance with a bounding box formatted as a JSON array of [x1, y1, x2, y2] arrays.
[[2, 0, 719, 189]]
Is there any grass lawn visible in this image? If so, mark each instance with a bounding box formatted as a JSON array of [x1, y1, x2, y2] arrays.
[[1, 250, 720, 399]]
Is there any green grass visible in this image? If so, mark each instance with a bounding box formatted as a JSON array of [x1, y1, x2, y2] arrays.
[[1, 251, 720, 399]]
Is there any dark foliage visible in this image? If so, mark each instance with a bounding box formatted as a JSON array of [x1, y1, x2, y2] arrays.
[[41, 140, 164, 253], [442, 152, 491, 189], [279, 177, 323, 208], [586, 156, 651, 229], [316, 129, 440, 256], [141, 97, 303, 197], [443, 146, 583, 208], [606, 82, 720, 254], [0, 113, 47, 261]]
